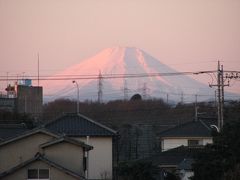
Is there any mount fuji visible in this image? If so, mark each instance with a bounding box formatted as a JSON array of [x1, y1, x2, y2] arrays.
[[43, 47, 215, 103]]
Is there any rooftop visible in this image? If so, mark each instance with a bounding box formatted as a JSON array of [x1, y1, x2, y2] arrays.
[[0, 123, 29, 141], [45, 113, 117, 137], [0, 153, 85, 179], [158, 119, 217, 138], [143, 145, 204, 168]]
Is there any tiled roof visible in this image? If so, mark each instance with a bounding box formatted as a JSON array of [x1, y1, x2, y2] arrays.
[[0, 128, 60, 147], [0, 153, 85, 179], [0, 124, 29, 141], [158, 119, 216, 138], [45, 113, 117, 137], [143, 146, 203, 168]]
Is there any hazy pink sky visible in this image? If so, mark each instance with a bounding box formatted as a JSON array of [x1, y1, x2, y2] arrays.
[[0, 0, 240, 92]]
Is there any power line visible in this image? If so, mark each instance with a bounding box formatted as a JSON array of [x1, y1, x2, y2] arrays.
[[0, 71, 218, 81]]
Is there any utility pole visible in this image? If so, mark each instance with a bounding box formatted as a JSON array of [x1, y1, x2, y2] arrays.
[[220, 65, 224, 128], [209, 61, 229, 130], [214, 90, 217, 108], [98, 71, 103, 103], [72, 81, 79, 114], [217, 61, 222, 129]]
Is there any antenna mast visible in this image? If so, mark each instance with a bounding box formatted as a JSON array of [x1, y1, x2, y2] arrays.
[[37, 53, 40, 86]]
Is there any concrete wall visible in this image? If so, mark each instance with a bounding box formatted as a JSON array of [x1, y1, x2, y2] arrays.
[[1, 160, 79, 180], [43, 142, 84, 175], [162, 137, 213, 151], [0, 132, 55, 173], [16, 85, 43, 118], [77, 137, 113, 180]]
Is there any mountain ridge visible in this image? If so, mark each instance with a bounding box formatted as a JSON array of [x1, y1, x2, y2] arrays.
[[43, 47, 215, 102]]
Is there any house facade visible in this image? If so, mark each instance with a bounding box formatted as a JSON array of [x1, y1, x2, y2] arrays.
[[0, 128, 92, 180], [45, 113, 117, 180], [153, 118, 216, 180], [158, 119, 214, 151]]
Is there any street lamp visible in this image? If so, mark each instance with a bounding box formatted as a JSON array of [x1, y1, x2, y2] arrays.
[[210, 125, 220, 133], [72, 80, 79, 114]]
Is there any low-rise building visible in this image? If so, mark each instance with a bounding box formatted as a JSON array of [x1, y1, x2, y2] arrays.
[[146, 118, 217, 180], [45, 113, 117, 180], [158, 119, 215, 152], [0, 82, 43, 119], [0, 128, 92, 180]]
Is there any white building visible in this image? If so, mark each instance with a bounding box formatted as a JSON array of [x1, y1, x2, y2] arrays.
[[155, 118, 216, 180]]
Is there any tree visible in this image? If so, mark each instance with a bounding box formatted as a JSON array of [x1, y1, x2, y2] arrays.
[[192, 120, 240, 180], [117, 160, 158, 180]]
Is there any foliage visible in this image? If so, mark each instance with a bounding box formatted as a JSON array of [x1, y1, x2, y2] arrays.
[[117, 160, 158, 180], [192, 120, 240, 180], [0, 110, 35, 128], [42, 99, 240, 162]]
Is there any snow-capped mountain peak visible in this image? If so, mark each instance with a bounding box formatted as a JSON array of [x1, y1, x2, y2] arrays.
[[43, 47, 214, 102]]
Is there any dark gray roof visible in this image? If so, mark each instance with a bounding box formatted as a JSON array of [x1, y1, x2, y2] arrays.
[[0, 124, 29, 141], [158, 119, 216, 138], [0, 128, 60, 147], [143, 146, 203, 168], [0, 153, 85, 179], [45, 113, 117, 137]]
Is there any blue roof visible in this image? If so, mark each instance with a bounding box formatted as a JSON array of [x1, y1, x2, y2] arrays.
[[45, 113, 117, 137]]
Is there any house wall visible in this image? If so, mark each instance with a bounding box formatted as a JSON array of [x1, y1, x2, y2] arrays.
[[203, 138, 213, 145], [1, 160, 80, 180], [43, 142, 84, 175], [0, 133, 55, 173], [162, 137, 213, 151], [162, 139, 187, 151], [77, 137, 113, 180]]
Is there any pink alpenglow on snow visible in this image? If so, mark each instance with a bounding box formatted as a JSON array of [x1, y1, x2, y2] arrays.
[[43, 47, 218, 102]]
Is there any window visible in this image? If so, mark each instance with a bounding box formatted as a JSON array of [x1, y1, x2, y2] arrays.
[[28, 169, 49, 180], [188, 139, 200, 146], [39, 169, 49, 179], [28, 169, 38, 179]]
